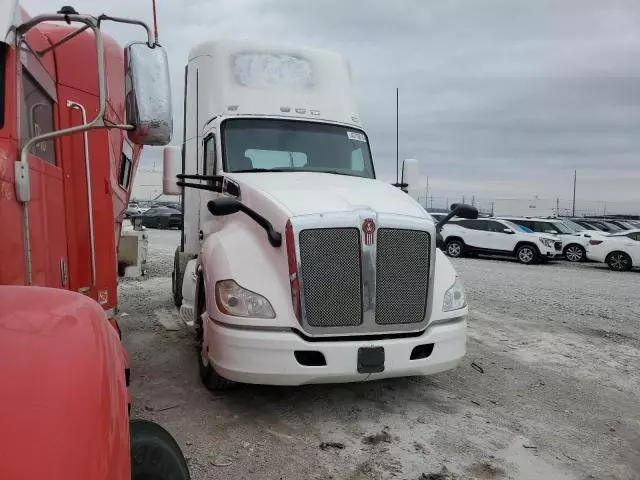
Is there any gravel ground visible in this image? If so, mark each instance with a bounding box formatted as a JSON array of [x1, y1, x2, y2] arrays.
[[119, 229, 640, 480]]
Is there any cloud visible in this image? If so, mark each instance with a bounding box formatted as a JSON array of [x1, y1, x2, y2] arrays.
[[21, 0, 640, 206]]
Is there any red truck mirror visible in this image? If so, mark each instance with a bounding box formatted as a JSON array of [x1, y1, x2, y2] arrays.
[[125, 42, 173, 146]]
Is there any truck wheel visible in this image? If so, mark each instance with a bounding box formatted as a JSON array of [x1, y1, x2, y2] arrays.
[[130, 419, 191, 480], [516, 244, 537, 264], [199, 347, 236, 391], [172, 248, 192, 308], [445, 239, 464, 258], [195, 277, 236, 391], [564, 244, 585, 262], [606, 251, 632, 271]]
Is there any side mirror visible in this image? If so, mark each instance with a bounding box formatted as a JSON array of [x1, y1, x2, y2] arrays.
[[503, 228, 515, 234], [162, 146, 181, 195], [400, 158, 420, 200], [451, 204, 478, 220], [207, 197, 242, 216], [207, 198, 282, 247], [435, 203, 479, 233], [124, 43, 173, 146]]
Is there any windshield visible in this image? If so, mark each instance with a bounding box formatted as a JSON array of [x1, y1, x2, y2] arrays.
[[549, 221, 572, 234], [502, 220, 531, 232], [221, 118, 376, 178], [561, 219, 585, 232]]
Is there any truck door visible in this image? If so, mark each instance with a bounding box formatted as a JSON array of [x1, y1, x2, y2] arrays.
[[198, 133, 225, 242], [21, 64, 69, 288]]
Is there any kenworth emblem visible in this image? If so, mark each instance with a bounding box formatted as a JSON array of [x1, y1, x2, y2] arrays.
[[362, 218, 376, 245]]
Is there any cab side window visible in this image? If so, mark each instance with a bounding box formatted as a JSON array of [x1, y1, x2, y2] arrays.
[[22, 70, 56, 164], [203, 135, 216, 175], [118, 153, 132, 189]]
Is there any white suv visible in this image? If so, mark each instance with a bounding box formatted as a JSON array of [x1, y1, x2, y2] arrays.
[[499, 217, 590, 262], [442, 218, 561, 264]]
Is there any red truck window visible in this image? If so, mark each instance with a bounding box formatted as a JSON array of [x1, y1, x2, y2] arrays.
[[119, 153, 132, 189], [21, 69, 56, 164]]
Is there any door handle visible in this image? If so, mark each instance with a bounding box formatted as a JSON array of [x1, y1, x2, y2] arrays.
[[199, 230, 204, 240]]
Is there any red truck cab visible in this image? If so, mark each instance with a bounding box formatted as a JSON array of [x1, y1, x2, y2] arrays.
[[0, 4, 171, 322], [0, 4, 185, 479], [0, 8, 143, 320]]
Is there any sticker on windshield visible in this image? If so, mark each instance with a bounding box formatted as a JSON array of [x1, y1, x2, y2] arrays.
[[347, 131, 366, 142]]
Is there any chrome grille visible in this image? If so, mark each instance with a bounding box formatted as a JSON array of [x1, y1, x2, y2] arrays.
[[298, 228, 362, 327], [375, 229, 430, 325]]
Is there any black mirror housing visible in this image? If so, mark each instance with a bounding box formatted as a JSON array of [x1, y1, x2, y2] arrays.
[[452, 204, 478, 220], [435, 203, 479, 233], [206, 198, 282, 248], [208, 197, 241, 216]]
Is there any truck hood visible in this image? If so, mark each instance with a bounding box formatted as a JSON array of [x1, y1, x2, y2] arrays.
[[228, 172, 429, 218]]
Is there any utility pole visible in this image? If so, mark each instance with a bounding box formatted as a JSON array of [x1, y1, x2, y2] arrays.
[[430, 196, 434, 209], [572, 170, 577, 216], [424, 176, 429, 209], [471, 195, 476, 207], [556, 197, 560, 216], [445, 197, 449, 210]]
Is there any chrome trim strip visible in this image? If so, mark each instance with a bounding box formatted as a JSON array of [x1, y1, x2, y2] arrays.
[[211, 315, 466, 337], [358, 210, 377, 327], [290, 211, 437, 337]]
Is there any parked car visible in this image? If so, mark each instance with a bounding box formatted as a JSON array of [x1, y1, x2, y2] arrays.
[[126, 202, 144, 217], [573, 219, 623, 233], [139, 206, 183, 229], [586, 229, 640, 271], [441, 218, 561, 264], [499, 217, 590, 262]]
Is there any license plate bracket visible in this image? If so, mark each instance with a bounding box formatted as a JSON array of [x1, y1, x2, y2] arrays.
[[357, 347, 385, 374]]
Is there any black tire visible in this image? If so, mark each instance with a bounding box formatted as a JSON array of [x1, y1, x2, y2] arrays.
[[564, 244, 585, 263], [130, 419, 191, 480], [172, 248, 184, 307], [172, 249, 195, 308], [445, 239, 464, 258], [606, 251, 632, 272], [195, 275, 235, 391], [516, 244, 537, 264]]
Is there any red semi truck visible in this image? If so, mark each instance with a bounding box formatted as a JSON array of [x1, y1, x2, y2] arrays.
[[0, 2, 170, 326], [0, 2, 189, 479]]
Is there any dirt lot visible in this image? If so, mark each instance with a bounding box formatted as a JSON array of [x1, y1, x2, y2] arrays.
[[119, 229, 640, 480]]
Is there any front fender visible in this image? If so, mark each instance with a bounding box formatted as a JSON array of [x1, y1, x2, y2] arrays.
[[199, 219, 296, 328]]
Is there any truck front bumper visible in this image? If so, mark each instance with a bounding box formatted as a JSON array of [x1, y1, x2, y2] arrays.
[[204, 316, 466, 385]]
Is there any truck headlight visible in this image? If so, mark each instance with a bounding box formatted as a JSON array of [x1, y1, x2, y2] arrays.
[[443, 278, 466, 312], [538, 238, 553, 248], [215, 280, 276, 319]]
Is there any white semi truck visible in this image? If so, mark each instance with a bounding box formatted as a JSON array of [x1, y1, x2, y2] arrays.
[[162, 39, 478, 390]]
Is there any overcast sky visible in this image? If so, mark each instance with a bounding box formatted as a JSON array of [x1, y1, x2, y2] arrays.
[[23, 0, 640, 206]]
